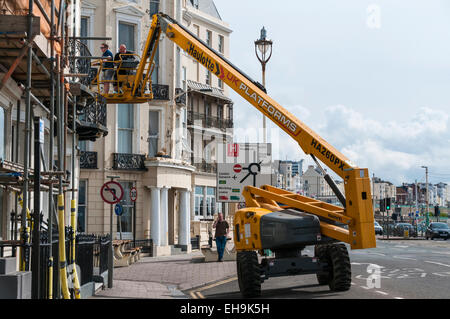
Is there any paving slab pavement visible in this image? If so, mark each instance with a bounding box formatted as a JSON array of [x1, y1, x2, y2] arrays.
[[90, 251, 237, 299]]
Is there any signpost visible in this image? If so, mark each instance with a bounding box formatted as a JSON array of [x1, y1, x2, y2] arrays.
[[129, 186, 137, 246], [101, 176, 122, 288], [100, 181, 124, 205], [115, 204, 124, 240], [130, 187, 137, 202], [217, 143, 272, 203]]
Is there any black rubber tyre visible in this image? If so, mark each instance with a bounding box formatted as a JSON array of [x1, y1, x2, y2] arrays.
[[328, 243, 352, 291], [236, 251, 261, 298], [314, 244, 332, 285]]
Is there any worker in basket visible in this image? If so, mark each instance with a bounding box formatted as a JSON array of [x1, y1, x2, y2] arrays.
[[113, 44, 137, 94]]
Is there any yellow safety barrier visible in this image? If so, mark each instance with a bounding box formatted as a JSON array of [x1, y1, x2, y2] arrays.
[[48, 256, 53, 299], [58, 194, 71, 299], [70, 199, 81, 299]]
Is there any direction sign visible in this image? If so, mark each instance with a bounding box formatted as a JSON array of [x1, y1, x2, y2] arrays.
[[217, 143, 272, 203], [114, 203, 123, 216], [100, 181, 124, 204], [130, 187, 138, 202]]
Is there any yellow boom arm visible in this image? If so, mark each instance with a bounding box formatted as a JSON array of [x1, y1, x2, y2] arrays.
[[125, 13, 376, 249]]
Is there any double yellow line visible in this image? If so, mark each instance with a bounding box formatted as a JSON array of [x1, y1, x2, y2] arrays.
[[188, 277, 237, 299]]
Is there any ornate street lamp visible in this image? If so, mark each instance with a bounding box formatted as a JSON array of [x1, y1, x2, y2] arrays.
[[255, 26, 273, 143]]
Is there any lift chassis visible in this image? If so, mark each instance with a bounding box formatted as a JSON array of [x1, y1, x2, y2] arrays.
[[90, 13, 376, 298]]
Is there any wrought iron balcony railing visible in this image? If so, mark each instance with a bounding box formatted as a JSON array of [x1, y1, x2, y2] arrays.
[[187, 111, 233, 130], [68, 39, 97, 87], [222, 118, 233, 129], [193, 162, 217, 174], [80, 151, 98, 169], [112, 153, 147, 171], [152, 84, 169, 100], [79, 95, 107, 127], [175, 88, 186, 106]]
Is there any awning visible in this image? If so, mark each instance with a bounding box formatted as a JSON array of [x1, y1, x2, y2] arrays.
[[187, 80, 232, 104]]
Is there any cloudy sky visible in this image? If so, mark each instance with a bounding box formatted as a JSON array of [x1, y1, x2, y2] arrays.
[[213, 0, 450, 185]]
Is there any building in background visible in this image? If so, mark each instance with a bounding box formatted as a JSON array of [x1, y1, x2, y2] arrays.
[[79, 0, 234, 255], [0, 0, 102, 243], [301, 165, 338, 203], [183, 0, 234, 232], [274, 159, 304, 193], [371, 177, 396, 204]]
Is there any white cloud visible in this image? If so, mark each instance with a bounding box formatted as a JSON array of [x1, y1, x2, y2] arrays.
[[308, 105, 449, 184], [234, 99, 450, 185]]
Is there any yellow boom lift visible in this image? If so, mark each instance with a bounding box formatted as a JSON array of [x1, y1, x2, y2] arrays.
[[91, 13, 376, 297]]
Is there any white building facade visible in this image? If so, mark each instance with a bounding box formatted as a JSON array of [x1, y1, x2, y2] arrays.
[[79, 0, 234, 255]]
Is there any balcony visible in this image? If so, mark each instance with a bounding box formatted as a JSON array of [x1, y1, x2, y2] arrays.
[[152, 84, 169, 100], [76, 95, 108, 141], [187, 111, 233, 130], [80, 151, 98, 169], [68, 39, 98, 88], [112, 153, 147, 171], [193, 162, 217, 174], [66, 39, 108, 142], [175, 88, 186, 106]]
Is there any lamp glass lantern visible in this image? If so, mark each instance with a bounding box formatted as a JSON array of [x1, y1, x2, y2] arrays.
[[255, 27, 273, 65], [254, 26, 273, 144]]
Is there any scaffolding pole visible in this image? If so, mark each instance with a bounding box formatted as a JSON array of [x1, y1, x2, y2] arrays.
[[5, 0, 84, 299], [48, 0, 56, 300], [20, 0, 34, 273]]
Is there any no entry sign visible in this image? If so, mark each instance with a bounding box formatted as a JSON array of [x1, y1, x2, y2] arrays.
[[233, 164, 242, 173], [130, 187, 137, 202], [100, 181, 124, 204]]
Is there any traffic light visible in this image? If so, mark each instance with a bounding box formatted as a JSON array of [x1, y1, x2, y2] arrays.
[[379, 199, 385, 212], [385, 198, 391, 211]]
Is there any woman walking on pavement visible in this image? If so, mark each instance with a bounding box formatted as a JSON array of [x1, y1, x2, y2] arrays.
[[213, 213, 229, 262]]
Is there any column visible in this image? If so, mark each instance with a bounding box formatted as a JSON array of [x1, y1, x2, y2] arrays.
[[150, 187, 161, 246], [179, 189, 191, 251], [160, 187, 169, 246]]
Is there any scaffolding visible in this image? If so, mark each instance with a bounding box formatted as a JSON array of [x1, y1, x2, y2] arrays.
[[0, 0, 107, 299]]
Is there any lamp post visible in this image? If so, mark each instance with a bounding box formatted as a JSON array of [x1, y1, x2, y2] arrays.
[[255, 26, 273, 144]]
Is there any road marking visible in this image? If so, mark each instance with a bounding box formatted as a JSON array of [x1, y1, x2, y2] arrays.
[[368, 252, 386, 257], [196, 291, 205, 299], [189, 276, 238, 299], [394, 245, 409, 248], [431, 251, 450, 255], [394, 297, 404, 299], [432, 272, 450, 277], [375, 291, 389, 295], [393, 256, 417, 261], [197, 276, 238, 292], [425, 261, 450, 268], [189, 291, 198, 299]]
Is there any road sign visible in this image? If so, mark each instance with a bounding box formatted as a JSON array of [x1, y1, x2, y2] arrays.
[[130, 187, 138, 202], [100, 181, 124, 204], [217, 143, 272, 203], [114, 204, 123, 216]]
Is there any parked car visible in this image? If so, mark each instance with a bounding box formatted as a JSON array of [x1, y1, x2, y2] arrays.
[[374, 221, 383, 235], [425, 222, 450, 240], [393, 223, 417, 237]]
